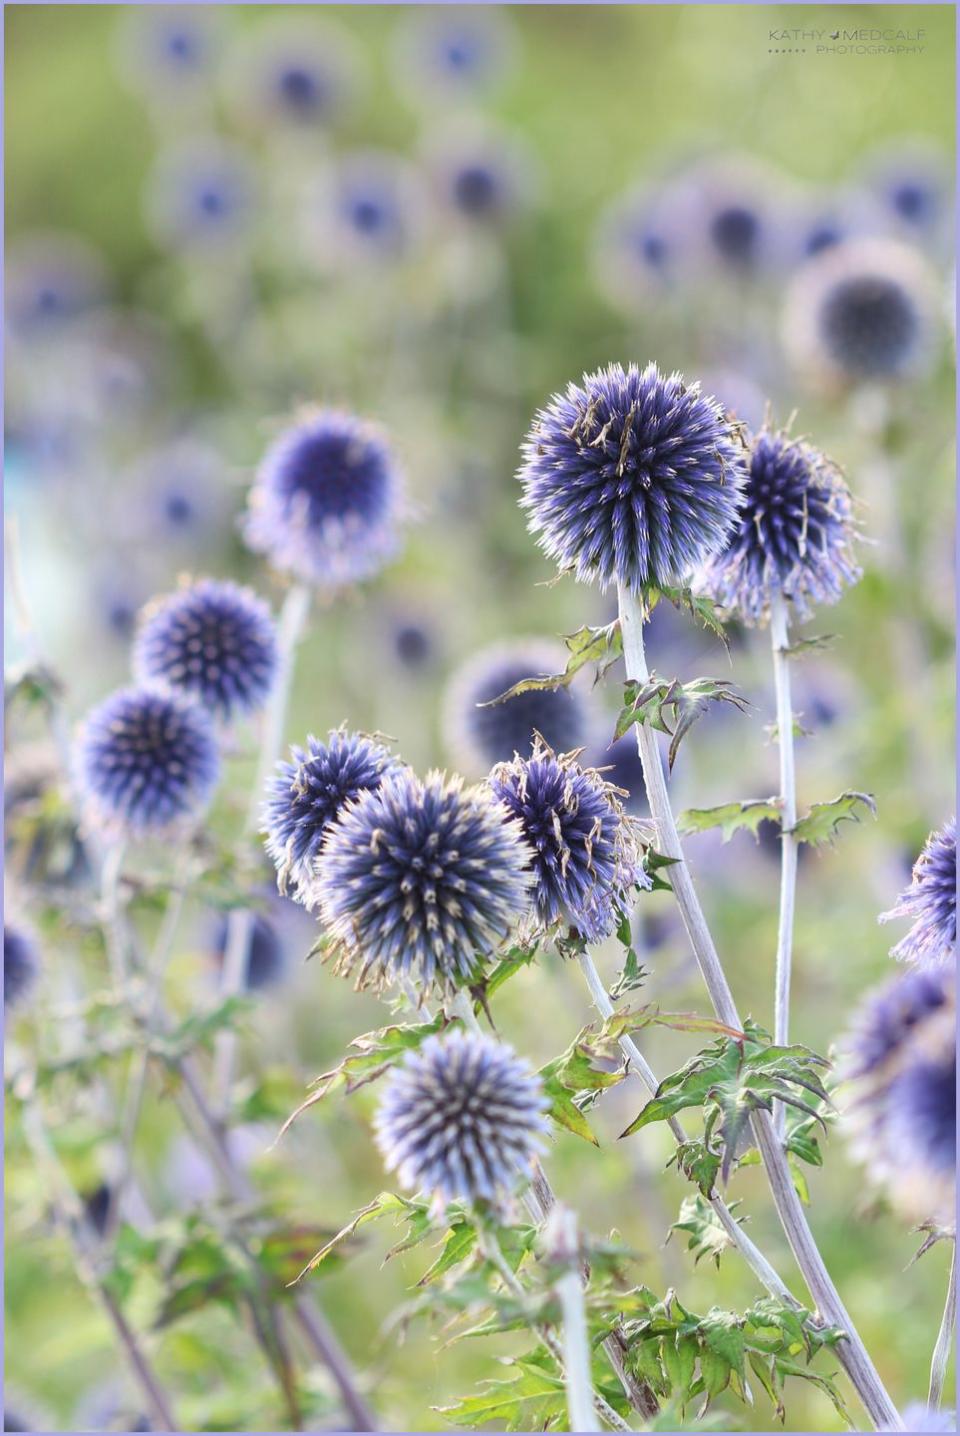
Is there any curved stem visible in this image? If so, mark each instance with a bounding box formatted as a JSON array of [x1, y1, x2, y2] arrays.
[[213, 582, 312, 1114], [617, 584, 902, 1433], [770, 594, 799, 1142], [576, 953, 793, 1303], [928, 1240, 957, 1410]]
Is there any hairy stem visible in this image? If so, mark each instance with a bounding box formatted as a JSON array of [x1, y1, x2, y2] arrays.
[[213, 582, 312, 1115], [770, 593, 799, 1141], [576, 952, 793, 1303], [553, 1208, 602, 1432], [617, 583, 902, 1432], [928, 1240, 957, 1410]]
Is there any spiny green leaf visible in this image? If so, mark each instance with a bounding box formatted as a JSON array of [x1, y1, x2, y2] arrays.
[[436, 1352, 568, 1431], [669, 1195, 737, 1269], [614, 674, 749, 770], [783, 632, 836, 658], [417, 1223, 478, 1286], [678, 797, 782, 843], [651, 585, 731, 648], [291, 1192, 419, 1281], [609, 947, 648, 1000], [790, 790, 876, 847], [478, 621, 622, 705], [539, 1073, 600, 1145]]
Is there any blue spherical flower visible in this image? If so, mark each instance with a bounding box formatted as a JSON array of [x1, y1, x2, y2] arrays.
[[864, 141, 949, 240], [895, 1405, 957, 1433], [240, 19, 358, 129], [429, 127, 533, 226], [333, 153, 416, 259], [488, 739, 648, 943], [146, 139, 254, 251], [392, 619, 435, 670], [374, 1028, 548, 1212], [443, 640, 593, 777], [74, 687, 219, 837], [393, 9, 514, 105], [698, 426, 861, 624], [134, 579, 278, 722], [129, 439, 228, 548], [519, 362, 748, 595], [784, 239, 938, 385], [6, 234, 106, 338], [842, 967, 955, 1221], [881, 819, 957, 967], [263, 729, 400, 907], [118, 6, 219, 95], [592, 187, 680, 312], [4, 924, 39, 1009], [315, 770, 533, 993], [243, 410, 403, 590], [210, 908, 289, 992]]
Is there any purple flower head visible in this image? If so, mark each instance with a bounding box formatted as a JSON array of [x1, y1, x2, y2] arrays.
[[392, 619, 435, 670], [335, 153, 415, 258], [129, 438, 228, 548], [842, 967, 955, 1222], [488, 738, 648, 943], [118, 6, 219, 94], [146, 139, 254, 251], [429, 125, 534, 227], [880, 819, 957, 966], [672, 153, 795, 277], [864, 139, 949, 241], [134, 579, 278, 723], [442, 640, 593, 777], [315, 770, 533, 994], [698, 426, 861, 624], [243, 410, 403, 590], [519, 362, 748, 595], [74, 687, 219, 838], [374, 1028, 548, 1213], [210, 907, 289, 992], [393, 9, 514, 106], [592, 186, 681, 312], [6, 234, 106, 339], [263, 729, 400, 908], [245, 19, 358, 128], [4, 924, 40, 1010], [783, 238, 938, 386], [895, 1405, 957, 1433]]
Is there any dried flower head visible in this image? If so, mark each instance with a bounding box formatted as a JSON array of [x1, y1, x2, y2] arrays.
[[488, 738, 648, 942], [880, 819, 957, 966], [74, 687, 219, 838], [698, 426, 861, 624], [243, 410, 402, 590], [374, 1028, 548, 1212], [519, 362, 747, 595], [315, 770, 533, 993], [134, 579, 278, 722], [263, 729, 400, 907]]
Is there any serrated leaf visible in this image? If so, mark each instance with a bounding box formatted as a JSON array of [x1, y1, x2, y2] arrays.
[[678, 797, 782, 843], [417, 1222, 478, 1286], [700, 1308, 746, 1378], [699, 1345, 731, 1398], [614, 674, 749, 770], [291, 1192, 417, 1281], [540, 1073, 599, 1145], [784, 633, 836, 658], [436, 1353, 568, 1431], [790, 791, 876, 847], [479, 943, 538, 1001], [669, 1195, 736, 1269], [669, 1138, 722, 1198], [653, 585, 731, 648], [479, 621, 622, 705], [609, 947, 648, 1000]]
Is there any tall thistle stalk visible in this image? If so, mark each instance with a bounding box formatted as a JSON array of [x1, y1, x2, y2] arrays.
[[928, 1241, 957, 1410], [617, 583, 902, 1432], [769, 593, 799, 1138]]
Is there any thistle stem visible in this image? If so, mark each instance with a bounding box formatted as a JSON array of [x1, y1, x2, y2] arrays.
[[576, 952, 793, 1303], [617, 583, 902, 1433], [928, 1240, 957, 1410], [553, 1208, 602, 1432], [770, 592, 799, 1141], [213, 581, 312, 1115]]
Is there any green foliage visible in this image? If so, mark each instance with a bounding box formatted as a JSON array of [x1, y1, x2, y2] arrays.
[[478, 621, 622, 705], [678, 797, 783, 842], [646, 586, 731, 648], [614, 675, 749, 771], [790, 791, 877, 847], [669, 1195, 739, 1270], [783, 633, 837, 658], [621, 1022, 832, 1187], [437, 1349, 570, 1430]]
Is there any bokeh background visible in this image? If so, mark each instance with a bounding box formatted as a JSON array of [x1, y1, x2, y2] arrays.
[[4, 4, 955, 1432]]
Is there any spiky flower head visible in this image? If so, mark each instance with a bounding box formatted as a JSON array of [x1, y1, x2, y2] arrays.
[[134, 579, 278, 722], [842, 966, 955, 1223], [263, 729, 400, 907], [374, 1028, 548, 1213], [243, 409, 402, 590], [519, 362, 748, 595], [488, 738, 648, 942], [74, 687, 219, 838], [880, 819, 956, 967], [146, 138, 254, 251], [393, 9, 514, 106], [698, 426, 861, 624], [4, 924, 40, 1010], [315, 770, 533, 993], [442, 639, 592, 777], [783, 238, 938, 386]]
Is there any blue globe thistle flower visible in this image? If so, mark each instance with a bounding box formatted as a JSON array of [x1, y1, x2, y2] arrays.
[[74, 687, 219, 838], [315, 770, 533, 993], [392, 619, 435, 670], [6, 234, 106, 339], [783, 238, 938, 385], [4, 924, 39, 1009], [442, 640, 593, 777], [118, 6, 219, 96], [864, 140, 949, 241], [307, 152, 422, 269], [880, 819, 957, 966], [895, 1405, 957, 1433], [263, 729, 400, 907], [237, 19, 359, 129], [146, 139, 254, 252], [393, 10, 514, 105], [243, 410, 403, 590], [210, 908, 289, 992], [429, 127, 534, 227], [592, 187, 680, 311], [842, 967, 955, 1221], [134, 579, 278, 723], [374, 1028, 548, 1213], [488, 739, 648, 943], [698, 425, 861, 624], [129, 439, 228, 548], [673, 154, 794, 277], [519, 362, 748, 595]]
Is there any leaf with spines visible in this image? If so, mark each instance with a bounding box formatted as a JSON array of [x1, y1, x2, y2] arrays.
[[789, 791, 876, 846], [649, 585, 731, 649], [615, 675, 749, 771], [479, 621, 622, 704], [669, 1194, 740, 1270], [783, 632, 836, 658], [678, 798, 782, 843]]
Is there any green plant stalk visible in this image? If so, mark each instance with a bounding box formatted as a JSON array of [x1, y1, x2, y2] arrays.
[[576, 952, 793, 1303], [617, 582, 902, 1433], [770, 592, 799, 1142], [552, 1208, 602, 1432], [213, 581, 312, 1116], [928, 1240, 957, 1409]]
